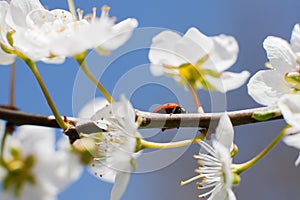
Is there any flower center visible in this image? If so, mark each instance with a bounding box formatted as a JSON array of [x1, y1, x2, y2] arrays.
[[165, 55, 221, 90], [1, 147, 36, 197], [284, 71, 300, 92]]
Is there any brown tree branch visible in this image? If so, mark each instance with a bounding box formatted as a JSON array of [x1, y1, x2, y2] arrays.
[[0, 106, 283, 130]]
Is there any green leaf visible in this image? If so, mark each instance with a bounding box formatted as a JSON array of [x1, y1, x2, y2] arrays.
[[252, 108, 281, 121]]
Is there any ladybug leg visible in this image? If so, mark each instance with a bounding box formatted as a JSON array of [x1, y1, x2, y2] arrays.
[[169, 107, 177, 116], [162, 128, 166, 132], [199, 128, 210, 140]]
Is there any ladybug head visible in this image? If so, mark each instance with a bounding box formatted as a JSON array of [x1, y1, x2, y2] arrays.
[[174, 106, 186, 114]]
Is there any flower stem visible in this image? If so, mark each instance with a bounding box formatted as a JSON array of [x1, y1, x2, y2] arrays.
[[9, 62, 16, 108], [0, 125, 9, 164], [25, 60, 68, 130], [186, 83, 204, 113], [233, 125, 289, 174], [138, 133, 205, 150], [67, 0, 76, 19], [76, 59, 114, 103]]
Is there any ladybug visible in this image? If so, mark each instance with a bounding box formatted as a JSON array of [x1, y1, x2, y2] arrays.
[[153, 103, 186, 114], [153, 103, 186, 131]]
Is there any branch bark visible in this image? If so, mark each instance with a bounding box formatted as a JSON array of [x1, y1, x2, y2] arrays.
[[0, 106, 283, 130]]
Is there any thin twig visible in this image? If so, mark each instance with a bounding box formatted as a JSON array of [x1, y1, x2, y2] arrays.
[[0, 106, 282, 129], [9, 62, 16, 108]]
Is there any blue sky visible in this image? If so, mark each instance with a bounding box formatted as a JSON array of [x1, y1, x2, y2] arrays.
[[1, 0, 300, 199]]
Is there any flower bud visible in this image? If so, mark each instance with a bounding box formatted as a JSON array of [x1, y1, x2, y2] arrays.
[[232, 173, 241, 186]]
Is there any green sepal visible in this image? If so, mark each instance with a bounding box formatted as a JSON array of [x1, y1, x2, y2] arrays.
[[10, 147, 20, 159], [7, 31, 15, 47], [194, 54, 209, 67], [130, 158, 137, 171], [95, 46, 110, 56], [230, 144, 239, 158], [74, 51, 88, 65], [0, 43, 15, 54], [135, 137, 143, 152]]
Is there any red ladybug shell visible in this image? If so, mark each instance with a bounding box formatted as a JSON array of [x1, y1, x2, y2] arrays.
[[153, 103, 186, 131], [153, 103, 186, 114]]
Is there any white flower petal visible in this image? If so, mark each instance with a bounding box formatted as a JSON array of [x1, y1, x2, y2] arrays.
[[12, 30, 50, 61], [209, 185, 227, 200], [41, 56, 66, 64], [203, 34, 239, 72], [101, 18, 138, 50], [206, 184, 222, 200], [110, 171, 130, 200], [149, 30, 184, 66], [6, 0, 44, 29], [0, 1, 16, 65], [119, 95, 136, 130], [175, 27, 212, 64], [206, 70, 250, 93], [247, 70, 290, 105], [0, 1, 9, 19], [149, 63, 165, 76], [227, 188, 237, 200], [50, 136, 83, 190], [282, 133, 300, 150], [89, 145, 134, 183], [0, 184, 57, 200], [91, 96, 137, 134], [215, 143, 232, 180], [295, 153, 300, 166], [78, 97, 108, 119], [15, 125, 55, 156], [0, 166, 6, 182], [89, 161, 117, 183], [263, 36, 298, 73], [215, 114, 234, 150], [278, 94, 300, 130], [291, 24, 300, 53], [0, 50, 16, 65], [26, 9, 55, 28]]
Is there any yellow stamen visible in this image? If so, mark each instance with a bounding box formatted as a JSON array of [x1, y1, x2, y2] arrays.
[[180, 174, 202, 186]]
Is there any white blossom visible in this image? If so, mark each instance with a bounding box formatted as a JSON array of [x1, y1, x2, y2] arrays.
[[181, 114, 236, 200], [278, 94, 300, 165], [76, 95, 140, 200], [148, 27, 250, 92], [3, 0, 138, 63], [0, 125, 82, 200], [248, 24, 300, 106], [0, 1, 16, 65]]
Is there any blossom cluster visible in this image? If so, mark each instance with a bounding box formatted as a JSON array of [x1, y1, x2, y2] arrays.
[[248, 24, 300, 164], [0, 124, 82, 200], [0, 0, 138, 64]]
